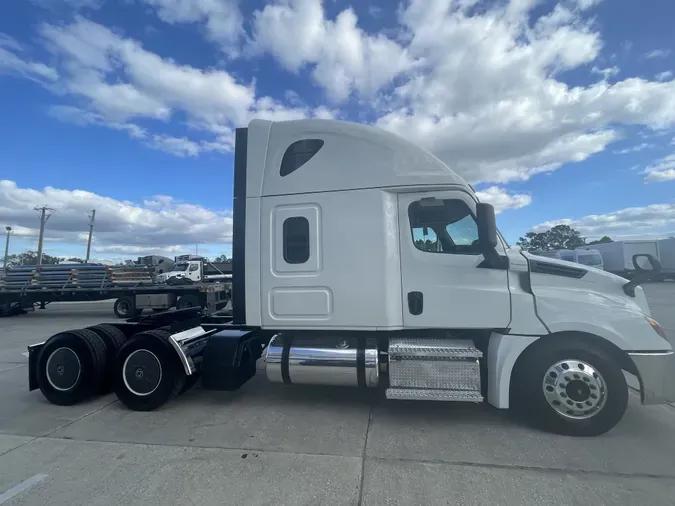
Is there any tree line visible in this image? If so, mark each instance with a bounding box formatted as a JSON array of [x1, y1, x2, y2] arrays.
[[516, 225, 613, 252]]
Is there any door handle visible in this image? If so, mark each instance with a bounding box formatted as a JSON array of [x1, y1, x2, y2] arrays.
[[408, 291, 423, 315]]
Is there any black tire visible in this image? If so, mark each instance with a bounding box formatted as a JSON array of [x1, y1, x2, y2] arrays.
[[87, 324, 127, 392], [36, 329, 107, 405], [113, 330, 186, 411], [177, 294, 201, 310], [511, 338, 628, 437], [114, 296, 142, 319]]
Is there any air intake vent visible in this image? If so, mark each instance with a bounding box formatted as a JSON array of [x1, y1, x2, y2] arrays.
[[530, 260, 587, 279]]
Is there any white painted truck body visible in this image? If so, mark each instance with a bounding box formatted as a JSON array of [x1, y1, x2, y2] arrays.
[[236, 119, 674, 421], [579, 241, 660, 274], [658, 238, 675, 271], [156, 259, 232, 284], [27, 118, 675, 437]]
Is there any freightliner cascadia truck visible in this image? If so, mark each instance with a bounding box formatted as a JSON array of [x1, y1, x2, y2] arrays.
[[26, 118, 675, 437]]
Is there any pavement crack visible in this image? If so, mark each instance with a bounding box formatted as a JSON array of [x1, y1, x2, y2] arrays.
[[366, 455, 675, 480], [0, 437, 39, 459], [40, 398, 119, 438], [357, 402, 373, 506]]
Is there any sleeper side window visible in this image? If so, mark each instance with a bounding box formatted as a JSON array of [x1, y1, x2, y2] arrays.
[[408, 198, 481, 255], [283, 217, 310, 264]]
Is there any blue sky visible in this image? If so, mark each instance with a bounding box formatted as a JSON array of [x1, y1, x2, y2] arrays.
[[1, 0, 674, 263]]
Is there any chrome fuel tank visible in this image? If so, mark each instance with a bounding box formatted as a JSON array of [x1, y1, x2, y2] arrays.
[[265, 334, 379, 387]]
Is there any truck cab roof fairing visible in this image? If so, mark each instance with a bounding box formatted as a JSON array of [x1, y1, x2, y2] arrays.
[[244, 118, 469, 198]]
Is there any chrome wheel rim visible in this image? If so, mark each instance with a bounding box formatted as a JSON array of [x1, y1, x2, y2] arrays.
[[123, 349, 162, 396], [542, 359, 607, 420], [46, 347, 81, 391]]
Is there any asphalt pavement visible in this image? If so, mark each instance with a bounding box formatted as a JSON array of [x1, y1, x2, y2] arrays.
[[0, 287, 674, 505]]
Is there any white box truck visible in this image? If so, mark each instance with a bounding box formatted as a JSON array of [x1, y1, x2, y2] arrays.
[[657, 238, 675, 280], [578, 241, 661, 277], [25, 119, 675, 437]]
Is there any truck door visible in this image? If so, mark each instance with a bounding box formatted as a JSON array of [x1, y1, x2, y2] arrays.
[[398, 191, 511, 329], [187, 262, 201, 282]]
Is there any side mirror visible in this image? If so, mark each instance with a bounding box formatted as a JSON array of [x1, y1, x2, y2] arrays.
[[623, 253, 662, 297], [633, 254, 661, 272], [476, 203, 498, 252]]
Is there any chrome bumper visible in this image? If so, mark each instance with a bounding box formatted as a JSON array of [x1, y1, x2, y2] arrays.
[[628, 351, 675, 405]]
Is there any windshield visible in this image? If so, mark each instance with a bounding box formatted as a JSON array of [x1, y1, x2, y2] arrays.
[[173, 263, 189, 271], [577, 254, 602, 266]]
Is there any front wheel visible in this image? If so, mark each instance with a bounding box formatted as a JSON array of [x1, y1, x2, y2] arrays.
[[511, 339, 628, 437]]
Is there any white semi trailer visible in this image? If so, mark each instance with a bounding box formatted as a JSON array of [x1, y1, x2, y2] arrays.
[[26, 119, 674, 437]]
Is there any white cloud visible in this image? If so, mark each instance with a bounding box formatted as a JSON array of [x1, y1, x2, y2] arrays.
[[591, 66, 619, 80], [613, 142, 653, 155], [250, 0, 414, 102], [373, 1, 675, 184], [642, 154, 675, 183], [475, 186, 532, 213], [0, 34, 59, 83], [655, 71, 673, 82], [4, 2, 675, 189], [646, 49, 671, 59], [140, 0, 243, 55], [33, 17, 331, 155], [531, 203, 675, 239], [0, 180, 233, 257]]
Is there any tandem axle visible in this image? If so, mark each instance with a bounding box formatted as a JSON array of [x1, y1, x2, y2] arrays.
[[27, 308, 488, 412]]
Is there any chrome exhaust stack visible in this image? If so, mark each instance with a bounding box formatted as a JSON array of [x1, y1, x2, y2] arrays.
[[265, 335, 379, 387]]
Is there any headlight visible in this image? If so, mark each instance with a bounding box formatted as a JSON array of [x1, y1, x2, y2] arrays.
[[646, 317, 667, 339]]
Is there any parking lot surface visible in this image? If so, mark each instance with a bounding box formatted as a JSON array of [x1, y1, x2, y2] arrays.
[[1, 285, 674, 505]]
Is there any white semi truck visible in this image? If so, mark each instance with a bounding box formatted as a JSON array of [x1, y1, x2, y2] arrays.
[[155, 255, 232, 284], [26, 119, 674, 437]]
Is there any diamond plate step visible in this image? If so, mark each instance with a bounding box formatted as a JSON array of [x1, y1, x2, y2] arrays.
[[387, 338, 483, 402], [386, 388, 484, 402], [388, 338, 482, 359]]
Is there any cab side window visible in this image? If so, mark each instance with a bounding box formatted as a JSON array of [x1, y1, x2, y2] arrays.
[[409, 198, 481, 255]]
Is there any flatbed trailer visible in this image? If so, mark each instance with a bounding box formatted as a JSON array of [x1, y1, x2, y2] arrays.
[[0, 282, 230, 318], [23, 118, 675, 438]]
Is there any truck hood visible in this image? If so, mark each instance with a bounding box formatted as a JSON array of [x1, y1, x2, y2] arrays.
[[519, 251, 650, 316]]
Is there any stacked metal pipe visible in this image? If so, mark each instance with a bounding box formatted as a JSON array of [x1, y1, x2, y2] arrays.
[[0, 264, 155, 289]]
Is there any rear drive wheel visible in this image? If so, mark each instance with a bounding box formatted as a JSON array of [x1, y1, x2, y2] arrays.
[[87, 324, 127, 392], [113, 330, 186, 411], [114, 296, 142, 319], [36, 329, 107, 405], [511, 338, 628, 437], [176, 294, 201, 310]]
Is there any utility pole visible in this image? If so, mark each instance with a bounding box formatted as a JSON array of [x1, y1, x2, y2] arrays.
[[85, 209, 96, 263], [34, 206, 55, 265], [3, 226, 12, 271]]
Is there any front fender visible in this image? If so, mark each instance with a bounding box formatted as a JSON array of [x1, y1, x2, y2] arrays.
[[533, 285, 668, 352]]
